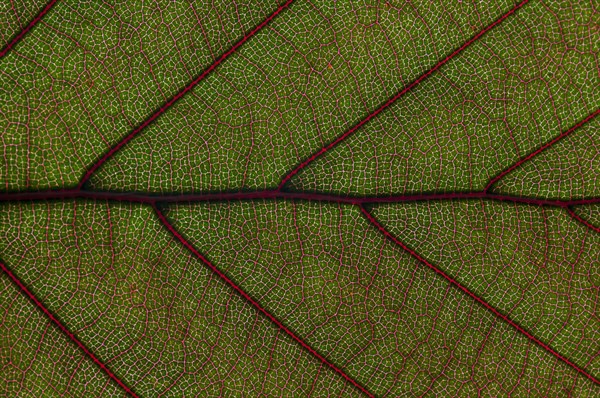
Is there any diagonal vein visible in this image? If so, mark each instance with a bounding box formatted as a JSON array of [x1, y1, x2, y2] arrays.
[[567, 207, 600, 234], [0, 260, 140, 397], [0, 0, 58, 59], [358, 204, 600, 386], [486, 108, 600, 192], [153, 205, 376, 398], [77, 0, 296, 190], [277, 0, 530, 190]]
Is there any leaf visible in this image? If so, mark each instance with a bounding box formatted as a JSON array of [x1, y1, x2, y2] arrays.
[[0, 271, 126, 397], [494, 118, 600, 199], [1, 0, 286, 190], [0, 201, 356, 396], [0, 0, 599, 397], [0, 0, 52, 55], [88, 0, 522, 192]]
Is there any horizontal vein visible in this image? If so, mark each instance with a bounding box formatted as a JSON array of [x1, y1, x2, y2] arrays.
[[153, 206, 375, 398], [0, 261, 139, 397], [277, 0, 530, 190], [485, 108, 600, 191], [0, 0, 58, 59], [77, 0, 295, 189], [1, 189, 599, 208], [358, 205, 600, 386]]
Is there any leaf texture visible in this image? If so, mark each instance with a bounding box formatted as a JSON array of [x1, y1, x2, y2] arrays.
[[572, 204, 600, 232], [0, 0, 599, 397], [371, 201, 600, 375], [166, 200, 598, 396], [89, 0, 519, 192], [1, 0, 284, 190], [0, 272, 126, 397], [0, 201, 359, 397], [0, 0, 50, 51], [495, 118, 600, 199], [286, 0, 600, 195]]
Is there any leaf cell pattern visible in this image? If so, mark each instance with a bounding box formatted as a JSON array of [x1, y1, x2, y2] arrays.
[[167, 200, 598, 396], [0, 0, 599, 396], [287, 0, 600, 195], [89, 0, 518, 192], [1, 0, 284, 190], [495, 117, 600, 200], [0, 201, 360, 397], [0, 0, 53, 54], [0, 272, 125, 397], [371, 201, 600, 376], [572, 204, 600, 234]]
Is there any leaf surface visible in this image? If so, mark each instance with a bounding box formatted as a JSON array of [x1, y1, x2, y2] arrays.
[[1, 0, 599, 397], [166, 200, 598, 396], [286, 0, 600, 195], [0, 0, 49, 51], [1, 0, 284, 190], [0, 201, 357, 396], [0, 272, 125, 397], [494, 118, 600, 199], [89, 0, 518, 192], [370, 200, 600, 376]]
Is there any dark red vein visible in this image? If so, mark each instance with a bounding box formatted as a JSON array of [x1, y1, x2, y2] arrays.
[[485, 108, 600, 192], [0, 261, 139, 397], [277, 0, 530, 190], [77, 0, 295, 189], [567, 207, 600, 234], [1, 188, 600, 209], [358, 205, 600, 386], [0, 0, 58, 59], [153, 205, 375, 398]]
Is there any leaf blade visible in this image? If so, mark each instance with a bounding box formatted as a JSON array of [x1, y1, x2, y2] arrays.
[[286, 0, 600, 196], [166, 200, 599, 395], [0, 201, 359, 396], [88, 0, 521, 193]]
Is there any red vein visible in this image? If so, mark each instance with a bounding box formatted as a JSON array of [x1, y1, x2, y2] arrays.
[[277, 0, 530, 190], [0, 261, 139, 397], [153, 205, 375, 398], [485, 108, 600, 192], [0, 0, 58, 59], [2, 188, 600, 209], [358, 205, 600, 386], [77, 0, 296, 189], [567, 207, 600, 234]]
